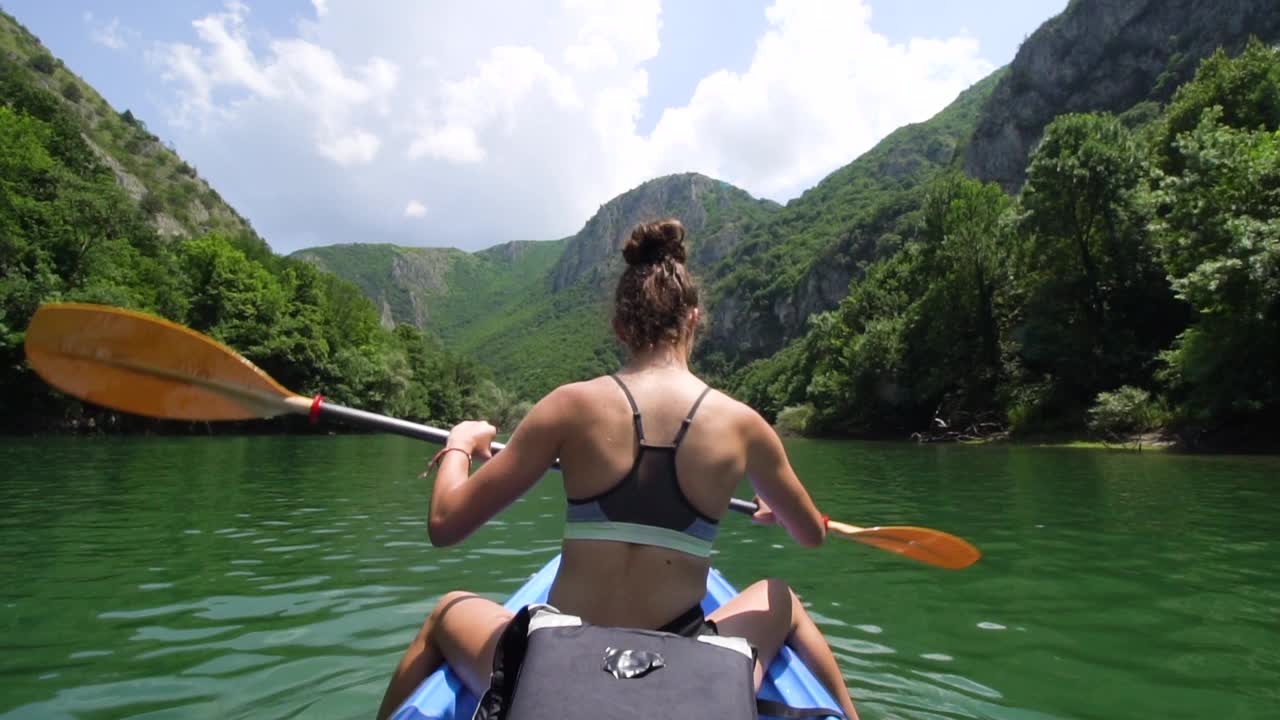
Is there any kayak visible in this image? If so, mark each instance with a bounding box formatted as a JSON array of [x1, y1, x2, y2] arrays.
[[390, 554, 841, 720]]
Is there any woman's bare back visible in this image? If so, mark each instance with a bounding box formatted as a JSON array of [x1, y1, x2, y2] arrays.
[[546, 371, 748, 628]]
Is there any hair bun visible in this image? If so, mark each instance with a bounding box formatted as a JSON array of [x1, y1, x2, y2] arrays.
[[623, 219, 687, 266]]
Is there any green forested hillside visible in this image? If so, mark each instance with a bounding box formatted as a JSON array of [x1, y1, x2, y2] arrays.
[[300, 173, 781, 399], [293, 243, 467, 329], [0, 11, 502, 433], [700, 71, 1004, 366], [300, 43, 1280, 448], [295, 238, 578, 397], [294, 239, 569, 341], [0, 12, 258, 243], [735, 40, 1280, 447]]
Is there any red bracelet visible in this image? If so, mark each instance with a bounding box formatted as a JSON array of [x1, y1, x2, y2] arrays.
[[309, 394, 324, 425], [821, 513, 830, 531], [428, 447, 472, 472]]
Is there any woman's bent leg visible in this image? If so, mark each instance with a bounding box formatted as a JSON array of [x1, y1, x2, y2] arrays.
[[708, 579, 859, 720], [375, 591, 513, 720]]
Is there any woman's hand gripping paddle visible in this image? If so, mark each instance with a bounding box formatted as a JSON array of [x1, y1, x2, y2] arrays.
[[726, 499, 980, 570]]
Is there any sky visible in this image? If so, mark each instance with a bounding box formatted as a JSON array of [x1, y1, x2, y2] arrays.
[[5, 0, 1066, 253]]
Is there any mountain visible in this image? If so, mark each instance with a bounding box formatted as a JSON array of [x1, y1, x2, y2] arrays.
[[0, 11, 263, 246], [699, 70, 1003, 366], [292, 0, 1279, 412], [296, 72, 1003, 395], [295, 173, 779, 397], [964, 0, 1280, 190], [1, 10, 495, 433], [293, 238, 568, 339], [551, 173, 779, 291], [292, 243, 465, 329]]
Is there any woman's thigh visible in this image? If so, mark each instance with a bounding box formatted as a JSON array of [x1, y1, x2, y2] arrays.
[[431, 591, 514, 695], [706, 578, 795, 688]]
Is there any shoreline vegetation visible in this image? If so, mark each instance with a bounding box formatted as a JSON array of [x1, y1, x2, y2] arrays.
[[12, 407, 1277, 456]]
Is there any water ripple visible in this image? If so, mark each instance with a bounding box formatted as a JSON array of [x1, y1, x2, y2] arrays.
[[1, 436, 1278, 720]]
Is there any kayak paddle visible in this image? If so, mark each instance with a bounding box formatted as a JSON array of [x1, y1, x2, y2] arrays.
[[726, 498, 979, 569], [22, 302, 451, 439], [24, 302, 980, 569]]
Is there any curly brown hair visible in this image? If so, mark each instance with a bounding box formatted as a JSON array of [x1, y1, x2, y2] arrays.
[[613, 219, 700, 351]]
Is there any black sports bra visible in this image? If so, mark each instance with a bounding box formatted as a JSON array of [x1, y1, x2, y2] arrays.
[[563, 375, 718, 557]]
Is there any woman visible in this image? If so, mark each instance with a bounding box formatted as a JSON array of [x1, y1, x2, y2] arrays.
[[376, 219, 859, 720]]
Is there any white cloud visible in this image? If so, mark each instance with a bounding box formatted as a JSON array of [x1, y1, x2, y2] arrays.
[[408, 124, 486, 164], [150, 0, 994, 253], [151, 0, 397, 166], [404, 200, 428, 218], [84, 12, 131, 51], [638, 0, 993, 198], [562, 0, 661, 69], [311, 0, 330, 18], [407, 45, 583, 165], [317, 129, 380, 166]]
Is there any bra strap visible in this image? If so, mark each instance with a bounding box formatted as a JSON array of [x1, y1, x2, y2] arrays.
[[672, 386, 713, 447], [608, 373, 645, 442]]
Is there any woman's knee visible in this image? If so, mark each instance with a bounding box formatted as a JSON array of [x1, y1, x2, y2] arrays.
[[434, 590, 482, 612], [743, 578, 800, 629], [424, 591, 482, 637]]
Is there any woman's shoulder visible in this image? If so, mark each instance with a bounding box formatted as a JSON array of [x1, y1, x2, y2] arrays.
[[701, 388, 767, 430], [537, 376, 613, 409], [554, 375, 614, 396]]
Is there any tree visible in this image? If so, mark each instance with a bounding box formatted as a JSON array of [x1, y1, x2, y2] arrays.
[[1151, 112, 1280, 417], [1154, 38, 1280, 174], [27, 52, 54, 74], [917, 172, 1012, 396], [179, 235, 288, 359], [59, 79, 81, 104], [1013, 113, 1180, 418], [805, 247, 922, 433]]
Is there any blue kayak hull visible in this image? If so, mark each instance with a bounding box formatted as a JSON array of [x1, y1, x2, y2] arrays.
[[391, 554, 840, 719]]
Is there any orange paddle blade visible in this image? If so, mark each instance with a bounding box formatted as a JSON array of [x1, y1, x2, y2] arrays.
[[829, 521, 981, 570], [24, 303, 298, 421]]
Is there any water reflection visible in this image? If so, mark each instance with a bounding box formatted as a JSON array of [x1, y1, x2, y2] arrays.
[[0, 436, 1277, 719]]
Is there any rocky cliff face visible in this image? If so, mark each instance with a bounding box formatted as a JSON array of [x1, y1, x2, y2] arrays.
[[292, 244, 461, 329], [964, 0, 1280, 190], [551, 173, 778, 291]]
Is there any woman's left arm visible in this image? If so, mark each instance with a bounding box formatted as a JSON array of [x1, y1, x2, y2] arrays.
[[427, 387, 571, 546]]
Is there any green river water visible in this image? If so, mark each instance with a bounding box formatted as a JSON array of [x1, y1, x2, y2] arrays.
[[1, 435, 1277, 720]]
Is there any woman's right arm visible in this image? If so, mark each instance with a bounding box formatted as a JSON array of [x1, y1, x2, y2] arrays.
[[427, 386, 571, 546], [742, 410, 826, 547]]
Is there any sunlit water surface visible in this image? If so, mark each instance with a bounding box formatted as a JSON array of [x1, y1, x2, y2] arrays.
[[1, 435, 1277, 719]]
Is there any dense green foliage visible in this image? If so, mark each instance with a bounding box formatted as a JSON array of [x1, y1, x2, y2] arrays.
[[294, 239, 593, 400], [294, 243, 473, 330], [700, 71, 1004, 366], [731, 40, 1280, 439], [0, 12, 258, 241], [1086, 386, 1166, 442], [1150, 110, 1280, 418], [0, 35, 497, 433]]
